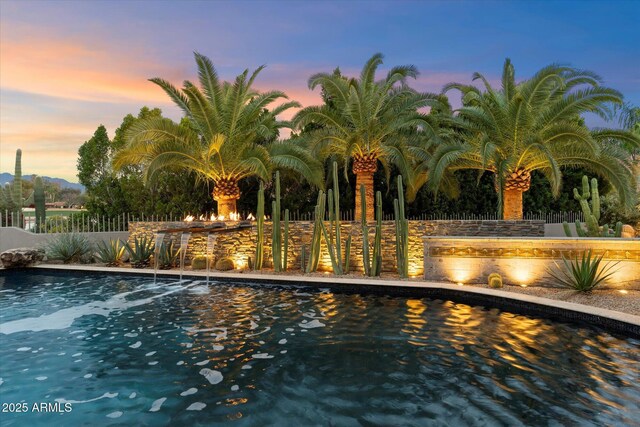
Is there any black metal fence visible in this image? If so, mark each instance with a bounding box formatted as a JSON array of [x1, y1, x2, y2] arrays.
[[1, 209, 585, 234]]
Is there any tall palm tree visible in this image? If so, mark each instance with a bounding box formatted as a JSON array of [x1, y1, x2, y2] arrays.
[[430, 59, 639, 219], [293, 53, 440, 221], [114, 52, 323, 217]]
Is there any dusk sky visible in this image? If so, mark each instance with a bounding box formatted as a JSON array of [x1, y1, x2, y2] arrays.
[[1, 0, 639, 182]]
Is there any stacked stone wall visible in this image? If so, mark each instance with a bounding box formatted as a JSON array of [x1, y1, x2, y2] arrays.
[[128, 220, 545, 276]]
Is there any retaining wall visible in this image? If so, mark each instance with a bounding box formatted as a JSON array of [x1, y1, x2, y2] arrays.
[[423, 237, 640, 289], [128, 220, 544, 276]]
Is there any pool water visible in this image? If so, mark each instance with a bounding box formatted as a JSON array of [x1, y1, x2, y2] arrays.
[[0, 271, 638, 426]]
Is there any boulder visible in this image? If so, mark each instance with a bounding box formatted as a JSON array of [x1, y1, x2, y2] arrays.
[[621, 224, 636, 239], [1, 248, 45, 268]]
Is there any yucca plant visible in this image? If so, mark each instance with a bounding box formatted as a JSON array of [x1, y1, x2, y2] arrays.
[[548, 250, 619, 292], [45, 233, 94, 264], [125, 236, 155, 268], [95, 239, 126, 266], [157, 241, 181, 270]]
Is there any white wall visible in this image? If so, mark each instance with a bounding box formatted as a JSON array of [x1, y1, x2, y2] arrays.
[[0, 227, 129, 252]]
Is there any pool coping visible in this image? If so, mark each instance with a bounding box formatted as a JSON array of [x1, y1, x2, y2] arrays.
[[9, 264, 640, 337]]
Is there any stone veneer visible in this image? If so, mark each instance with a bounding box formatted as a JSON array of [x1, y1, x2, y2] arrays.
[[128, 220, 544, 276], [423, 237, 640, 289]]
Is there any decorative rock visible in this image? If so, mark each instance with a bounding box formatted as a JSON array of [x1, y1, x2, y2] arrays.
[[621, 224, 635, 239], [1, 247, 45, 268]]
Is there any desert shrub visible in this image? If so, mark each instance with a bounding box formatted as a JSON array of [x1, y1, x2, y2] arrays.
[[45, 233, 94, 264]]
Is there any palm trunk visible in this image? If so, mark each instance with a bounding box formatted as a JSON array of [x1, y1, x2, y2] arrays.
[[354, 171, 375, 222], [215, 197, 238, 218], [503, 189, 523, 220], [212, 177, 241, 219], [502, 168, 531, 220]]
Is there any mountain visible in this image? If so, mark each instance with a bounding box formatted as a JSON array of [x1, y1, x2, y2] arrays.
[[0, 173, 85, 192]]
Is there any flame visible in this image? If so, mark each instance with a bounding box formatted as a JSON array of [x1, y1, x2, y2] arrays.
[[246, 213, 255, 221], [184, 215, 194, 222]]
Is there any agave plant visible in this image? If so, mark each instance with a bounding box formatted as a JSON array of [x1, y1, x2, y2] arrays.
[[125, 236, 155, 268], [45, 233, 94, 264], [156, 241, 181, 270], [548, 250, 619, 292], [95, 239, 126, 266]]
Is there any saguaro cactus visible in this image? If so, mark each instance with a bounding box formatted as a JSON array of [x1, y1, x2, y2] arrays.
[[563, 175, 623, 237], [394, 175, 409, 278], [306, 192, 325, 273], [0, 149, 24, 227]]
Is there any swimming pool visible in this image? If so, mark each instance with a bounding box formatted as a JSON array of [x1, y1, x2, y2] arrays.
[[0, 270, 638, 426]]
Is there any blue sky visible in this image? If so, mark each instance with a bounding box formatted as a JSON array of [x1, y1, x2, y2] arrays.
[[1, 0, 638, 180]]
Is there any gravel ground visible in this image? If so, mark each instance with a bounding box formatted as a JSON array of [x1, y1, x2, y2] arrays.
[[476, 284, 640, 316]]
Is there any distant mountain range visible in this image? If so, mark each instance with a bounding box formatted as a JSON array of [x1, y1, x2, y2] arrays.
[[0, 173, 85, 192]]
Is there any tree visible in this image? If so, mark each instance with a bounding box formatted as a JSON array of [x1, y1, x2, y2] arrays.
[[77, 125, 111, 191], [114, 52, 323, 217], [293, 53, 441, 220], [431, 59, 639, 219]]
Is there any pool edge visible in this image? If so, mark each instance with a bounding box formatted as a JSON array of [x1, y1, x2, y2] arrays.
[[8, 264, 640, 338]]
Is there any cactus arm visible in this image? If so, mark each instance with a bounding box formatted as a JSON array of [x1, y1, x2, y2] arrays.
[[590, 178, 600, 222], [562, 221, 573, 237], [344, 232, 352, 274], [614, 222, 622, 238], [574, 220, 586, 237], [360, 185, 371, 276]]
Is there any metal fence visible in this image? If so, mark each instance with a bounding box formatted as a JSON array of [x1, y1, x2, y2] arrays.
[[1, 209, 586, 234]]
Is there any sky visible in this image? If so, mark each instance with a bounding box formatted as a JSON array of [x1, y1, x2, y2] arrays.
[[1, 0, 639, 182]]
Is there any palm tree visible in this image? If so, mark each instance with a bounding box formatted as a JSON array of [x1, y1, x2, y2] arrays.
[[293, 53, 440, 221], [430, 59, 639, 219], [114, 52, 323, 217]]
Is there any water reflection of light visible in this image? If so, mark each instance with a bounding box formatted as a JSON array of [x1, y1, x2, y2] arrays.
[[403, 299, 428, 346]]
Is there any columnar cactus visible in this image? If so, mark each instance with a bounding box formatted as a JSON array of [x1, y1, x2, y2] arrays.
[[394, 175, 409, 278], [360, 185, 383, 277], [306, 161, 351, 275], [563, 175, 623, 237], [254, 181, 265, 270], [0, 149, 24, 227]]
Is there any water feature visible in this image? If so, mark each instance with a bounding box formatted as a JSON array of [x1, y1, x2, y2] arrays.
[[206, 234, 218, 284], [0, 270, 638, 426], [153, 232, 165, 284], [179, 232, 191, 281]]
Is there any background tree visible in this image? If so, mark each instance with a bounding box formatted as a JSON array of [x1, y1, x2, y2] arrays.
[[114, 52, 323, 217], [293, 53, 441, 220], [432, 59, 639, 219]]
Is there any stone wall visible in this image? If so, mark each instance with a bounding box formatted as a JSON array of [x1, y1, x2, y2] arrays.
[[423, 237, 640, 289], [128, 220, 544, 276]]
